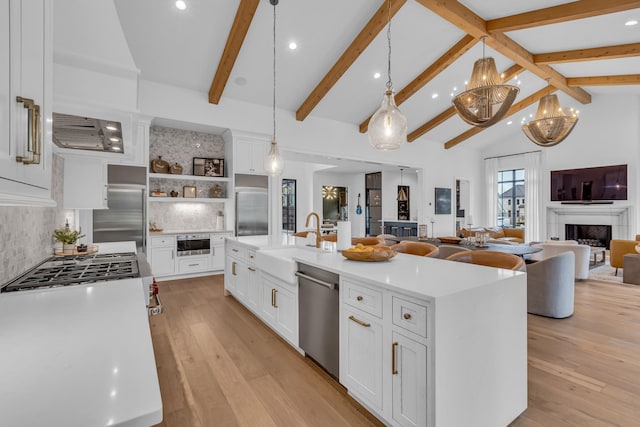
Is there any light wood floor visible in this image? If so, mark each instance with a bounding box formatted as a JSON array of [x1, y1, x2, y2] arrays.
[[150, 275, 640, 427]]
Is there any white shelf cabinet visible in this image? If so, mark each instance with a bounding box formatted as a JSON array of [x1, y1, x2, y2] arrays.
[[0, 0, 53, 205], [148, 235, 176, 277], [233, 137, 269, 175], [63, 157, 108, 209]]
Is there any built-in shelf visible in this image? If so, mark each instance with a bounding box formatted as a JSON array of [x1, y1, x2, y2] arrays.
[[148, 173, 230, 182], [148, 197, 229, 203]]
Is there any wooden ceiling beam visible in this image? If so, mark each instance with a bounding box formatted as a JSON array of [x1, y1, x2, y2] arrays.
[[295, 0, 406, 122], [567, 74, 640, 86], [415, 0, 592, 105], [407, 65, 524, 142], [487, 0, 640, 33], [208, 0, 260, 105], [359, 34, 478, 133], [534, 42, 640, 64], [444, 86, 557, 150]]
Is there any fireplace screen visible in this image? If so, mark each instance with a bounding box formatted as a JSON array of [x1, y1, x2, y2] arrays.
[[565, 224, 612, 248]]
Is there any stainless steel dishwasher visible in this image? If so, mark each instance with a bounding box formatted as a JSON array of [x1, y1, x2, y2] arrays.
[[296, 263, 340, 379]]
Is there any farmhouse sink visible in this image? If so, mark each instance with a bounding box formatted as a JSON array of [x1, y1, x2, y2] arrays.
[[255, 245, 331, 284]]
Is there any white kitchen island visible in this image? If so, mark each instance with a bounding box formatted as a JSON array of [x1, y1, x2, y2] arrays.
[[226, 237, 527, 427]]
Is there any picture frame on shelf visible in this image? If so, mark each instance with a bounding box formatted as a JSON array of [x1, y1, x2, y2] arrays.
[[435, 187, 451, 215], [193, 157, 224, 177], [183, 186, 197, 198]]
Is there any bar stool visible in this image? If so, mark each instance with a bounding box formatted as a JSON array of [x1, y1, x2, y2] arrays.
[[391, 226, 399, 237], [403, 226, 412, 237]]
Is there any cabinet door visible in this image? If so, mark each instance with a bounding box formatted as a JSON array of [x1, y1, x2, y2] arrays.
[[246, 265, 259, 311], [260, 279, 277, 326], [210, 245, 225, 270], [225, 256, 238, 293], [341, 306, 383, 411], [234, 138, 269, 174], [63, 157, 107, 209], [233, 258, 248, 301], [392, 331, 427, 427], [0, 0, 9, 171], [150, 246, 175, 277], [274, 284, 297, 346]]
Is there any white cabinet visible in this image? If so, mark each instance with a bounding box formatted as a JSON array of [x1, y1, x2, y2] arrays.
[[341, 306, 383, 411], [149, 235, 176, 277], [260, 272, 298, 346], [177, 255, 210, 274], [210, 232, 231, 270], [226, 241, 260, 312], [391, 331, 427, 427], [234, 137, 269, 175], [63, 157, 108, 209], [0, 0, 53, 205]]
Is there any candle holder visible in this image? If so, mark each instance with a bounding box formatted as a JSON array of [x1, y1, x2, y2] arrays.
[[430, 219, 435, 239]]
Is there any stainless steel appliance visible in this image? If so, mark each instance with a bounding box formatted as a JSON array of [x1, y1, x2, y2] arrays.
[[235, 187, 269, 236], [176, 234, 211, 256], [297, 263, 340, 378], [93, 165, 147, 252]]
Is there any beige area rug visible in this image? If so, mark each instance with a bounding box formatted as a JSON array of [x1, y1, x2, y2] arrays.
[[589, 263, 623, 284]]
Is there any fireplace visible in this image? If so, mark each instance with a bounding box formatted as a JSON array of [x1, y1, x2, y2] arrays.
[[565, 224, 612, 248]]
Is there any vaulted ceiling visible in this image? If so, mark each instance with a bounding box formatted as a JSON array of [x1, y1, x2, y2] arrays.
[[114, 0, 640, 150]]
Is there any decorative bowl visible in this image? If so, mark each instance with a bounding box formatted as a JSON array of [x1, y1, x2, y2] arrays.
[[341, 246, 397, 262], [438, 236, 462, 244]]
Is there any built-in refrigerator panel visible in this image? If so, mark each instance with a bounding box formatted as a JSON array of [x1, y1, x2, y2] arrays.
[[93, 184, 146, 252], [235, 188, 269, 236]]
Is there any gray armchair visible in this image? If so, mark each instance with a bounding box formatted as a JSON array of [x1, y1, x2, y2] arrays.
[[526, 251, 575, 318], [436, 244, 471, 259]]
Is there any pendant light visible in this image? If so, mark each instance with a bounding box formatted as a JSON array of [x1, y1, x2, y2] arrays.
[[368, 0, 407, 151], [397, 168, 408, 201], [452, 37, 519, 128], [522, 80, 579, 147], [264, 0, 284, 176]]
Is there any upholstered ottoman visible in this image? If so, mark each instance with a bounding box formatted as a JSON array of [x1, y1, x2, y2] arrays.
[[623, 254, 640, 285]]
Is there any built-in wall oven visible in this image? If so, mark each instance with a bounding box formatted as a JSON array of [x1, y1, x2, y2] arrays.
[[176, 234, 211, 257]]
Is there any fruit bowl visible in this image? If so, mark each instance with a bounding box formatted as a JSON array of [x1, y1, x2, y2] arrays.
[[341, 245, 397, 262]]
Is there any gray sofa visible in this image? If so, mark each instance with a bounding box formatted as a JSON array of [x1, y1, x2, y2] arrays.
[[526, 251, 575, 318]]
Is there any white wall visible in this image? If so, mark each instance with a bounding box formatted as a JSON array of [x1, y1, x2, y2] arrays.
[[381, 169, 419, 221], [314, 172, 366, 237], [482, 94, 640, 238]]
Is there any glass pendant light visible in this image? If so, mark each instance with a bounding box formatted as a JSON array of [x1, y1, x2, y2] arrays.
[[397, 168, 408, 201], [522, 80, 579, 147], [452, 37, 519, 128], [264, 0, 284, 176], [368, 0, 407, 151]]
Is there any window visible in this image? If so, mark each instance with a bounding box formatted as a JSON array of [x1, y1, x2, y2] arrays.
[[497, 169, 525, 227], [282, 179, 296, 233]]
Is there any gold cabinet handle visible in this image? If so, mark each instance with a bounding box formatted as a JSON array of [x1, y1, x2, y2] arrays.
[[356, 296, 363, 301], [232, 248, 239, 252], [348, 315, 370, 328], [15, 96, 41, 165], [232, 261, 237, 276], [273, 289, 278, 308], [403, 313, 412, 320], [392, 342, 398, 375], [271, 288, 275, 307], [248, 267, 255, 272]]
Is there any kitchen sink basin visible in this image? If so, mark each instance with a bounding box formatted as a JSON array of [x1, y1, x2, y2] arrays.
[[255, 246, 330, 284]]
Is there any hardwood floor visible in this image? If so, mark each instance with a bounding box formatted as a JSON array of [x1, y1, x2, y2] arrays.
[[150, 275, 640, 427]]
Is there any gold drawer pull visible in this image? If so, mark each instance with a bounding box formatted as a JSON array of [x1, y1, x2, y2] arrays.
[[232, 261, 237, 276], [356, 295, 363, 301], [248, 267, 256, 271], [392, 342, 398, 375], [15, 96, 42, 165], [403, 313, 412, 320], [349, 315, 370, 328]]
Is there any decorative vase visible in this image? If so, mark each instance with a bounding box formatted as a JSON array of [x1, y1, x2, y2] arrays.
[[210, 184, 224, 198], [150, 156, 169, 173], [169, 162, 183, 174], [63, 243, 75, 254]]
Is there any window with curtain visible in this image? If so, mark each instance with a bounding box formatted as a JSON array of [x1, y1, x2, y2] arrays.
[[497, 169, 525, 228]]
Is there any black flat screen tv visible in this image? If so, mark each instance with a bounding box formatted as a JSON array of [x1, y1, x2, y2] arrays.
[[550, 164, 627, 201]]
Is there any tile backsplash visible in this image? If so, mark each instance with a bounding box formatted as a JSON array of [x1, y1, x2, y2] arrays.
[[0, 154, 68, 280], [149, 201, 225, 231]]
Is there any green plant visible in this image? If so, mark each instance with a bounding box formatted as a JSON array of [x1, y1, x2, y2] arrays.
[[53, 227, 85, 245]]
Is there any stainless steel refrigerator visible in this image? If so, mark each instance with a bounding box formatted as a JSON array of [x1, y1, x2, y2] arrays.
[[235, 187, 268, 236], [93, 165, 147, 252]]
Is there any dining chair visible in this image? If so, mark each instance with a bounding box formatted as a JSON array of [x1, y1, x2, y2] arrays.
[[436, 244, 471, 259], [376, 234, 399, 246], [351, 237, 382, 246], [390, 241, 439, 257], [445, 250, 525, 271]]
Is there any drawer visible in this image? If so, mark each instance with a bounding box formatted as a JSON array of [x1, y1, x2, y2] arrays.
[[178, 256, 210, 273], [343, 279, 383, 318], [227, 242, 248, 259], [211, 233, 232, 243], [151, 236, 175, 247], [392, 296, 428, 338]]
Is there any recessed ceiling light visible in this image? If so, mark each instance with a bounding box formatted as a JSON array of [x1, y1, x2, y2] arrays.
[[431, 93, 438, 99], [175, 0, 186, 10], [373, 72, 381, 79], [450, 92, 454, 97], [234, 76, 247, 86], [106, 124, 118, 131], [453, 86, 457, 91], [625, 19, 638, 26], [288, 41, 297, 50], [112, 147, 121, 151], [507, 121, 512, 125]]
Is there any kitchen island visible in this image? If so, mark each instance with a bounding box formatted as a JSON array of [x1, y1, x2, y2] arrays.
[[226, 237, 527, 427]]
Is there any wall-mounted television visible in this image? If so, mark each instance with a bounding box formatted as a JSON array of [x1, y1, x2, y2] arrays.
[[550, 164, 627, 202]]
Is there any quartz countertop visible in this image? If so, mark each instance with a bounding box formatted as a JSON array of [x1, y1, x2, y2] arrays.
[[150, 229, 232, 235], [0, 279, 162, 427]]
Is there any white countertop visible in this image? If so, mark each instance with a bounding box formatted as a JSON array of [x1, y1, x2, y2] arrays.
[[0, 279, 162, 427], [95, 241, 137, 253], [150, 229, 232, 235]]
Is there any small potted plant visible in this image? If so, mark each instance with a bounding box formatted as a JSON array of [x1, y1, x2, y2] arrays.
[[53, 224, 85, 254]]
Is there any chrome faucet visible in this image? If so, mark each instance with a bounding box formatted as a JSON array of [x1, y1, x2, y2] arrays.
[[305, 212, 321, 248]]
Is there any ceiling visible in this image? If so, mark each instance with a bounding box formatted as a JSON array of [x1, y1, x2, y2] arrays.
[[114, 0, 640, 151]]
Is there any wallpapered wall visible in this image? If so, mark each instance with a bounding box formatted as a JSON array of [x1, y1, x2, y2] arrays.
[[148, 126, 227, 231], [1, 155, 69, 279]]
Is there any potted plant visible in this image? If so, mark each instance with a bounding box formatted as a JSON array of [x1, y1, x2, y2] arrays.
[[53, 225, 85, 254]]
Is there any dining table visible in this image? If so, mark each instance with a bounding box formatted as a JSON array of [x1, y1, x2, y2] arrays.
[[389, 236, 542, 258]]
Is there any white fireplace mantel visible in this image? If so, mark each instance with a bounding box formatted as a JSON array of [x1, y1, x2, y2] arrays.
[[546, 204, 633, 240]]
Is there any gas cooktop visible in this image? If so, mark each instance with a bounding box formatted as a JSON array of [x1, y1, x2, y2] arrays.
[[2, 252, 140, 292]]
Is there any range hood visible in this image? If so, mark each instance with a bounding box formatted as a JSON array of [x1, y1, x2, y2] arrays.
[[52, 112, 124, 153]]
